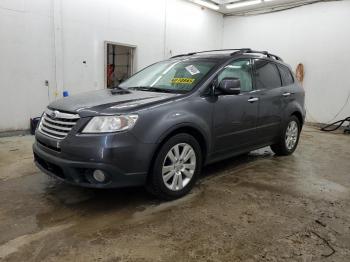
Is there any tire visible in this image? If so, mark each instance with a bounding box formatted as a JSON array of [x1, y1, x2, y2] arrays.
[[271, 115, 301, 156], [147, 133, 203, 200]]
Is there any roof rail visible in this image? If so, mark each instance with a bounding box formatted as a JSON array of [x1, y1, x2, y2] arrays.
[[232, 49, 283, 61], [170, 48, 283, 62], [171, 48, 252, 58]]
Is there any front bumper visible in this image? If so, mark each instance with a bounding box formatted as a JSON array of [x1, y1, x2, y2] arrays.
[[33, 130, 156, 188]]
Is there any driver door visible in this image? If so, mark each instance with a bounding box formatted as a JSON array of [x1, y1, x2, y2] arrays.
[[212, 59, 259, 154]]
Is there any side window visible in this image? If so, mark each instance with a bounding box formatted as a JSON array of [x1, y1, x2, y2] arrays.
[[218, 60, 253, 92], [254, 59, 282, 90], [277, 64, 294, 86]]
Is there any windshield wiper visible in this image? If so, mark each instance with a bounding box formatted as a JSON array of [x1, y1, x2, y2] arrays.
[[110, 86, 130, 94], [128, 86, 152, 91], [129, 86, 182, 94]]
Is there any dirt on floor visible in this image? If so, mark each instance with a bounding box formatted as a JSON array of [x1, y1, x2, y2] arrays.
[[0, 126, 349, 262]]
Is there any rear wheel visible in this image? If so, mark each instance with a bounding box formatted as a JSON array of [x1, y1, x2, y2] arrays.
[[271, 116, 301, 156], [147, 133, 202, 200]]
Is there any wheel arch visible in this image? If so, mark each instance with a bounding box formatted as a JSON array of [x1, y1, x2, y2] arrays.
[[148, 124, 209, 175], [291, 110, 304, 127]]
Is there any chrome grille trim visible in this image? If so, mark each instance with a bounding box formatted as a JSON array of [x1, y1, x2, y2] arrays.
[[40, 126, 68, 136], [44, 117, 76, 126], [41, 119, 72, 131], [38, 109, 80, 140]]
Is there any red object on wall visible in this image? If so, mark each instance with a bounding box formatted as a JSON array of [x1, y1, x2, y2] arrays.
[[107, 64, 115, 87]]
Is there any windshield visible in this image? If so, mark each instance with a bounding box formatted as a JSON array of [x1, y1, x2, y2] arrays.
[[119, 59, 217, 93]]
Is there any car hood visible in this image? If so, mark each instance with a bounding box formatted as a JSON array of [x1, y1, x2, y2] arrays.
[[48, 89, 179, 117]]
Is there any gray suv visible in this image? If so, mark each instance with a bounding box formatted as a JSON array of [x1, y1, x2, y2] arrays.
[[33, 49, 305, 200]]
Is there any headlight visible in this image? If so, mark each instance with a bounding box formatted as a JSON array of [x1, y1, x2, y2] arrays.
[[82, 115, 138, 133]]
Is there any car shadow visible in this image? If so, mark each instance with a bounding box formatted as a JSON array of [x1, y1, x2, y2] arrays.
[[40, 147, 274, 218], [201, 147, 273, 179]]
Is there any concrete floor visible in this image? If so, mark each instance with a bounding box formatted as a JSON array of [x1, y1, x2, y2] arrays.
[[0, 126, 349, 262]]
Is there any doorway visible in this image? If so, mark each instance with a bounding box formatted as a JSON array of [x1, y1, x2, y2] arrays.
[[105, 42, 135, 88]]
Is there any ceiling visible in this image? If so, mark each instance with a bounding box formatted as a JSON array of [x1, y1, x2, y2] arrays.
[[190, 0, 336, 15]]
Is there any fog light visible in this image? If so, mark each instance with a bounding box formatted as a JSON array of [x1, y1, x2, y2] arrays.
[[93, 169, 106, 183]]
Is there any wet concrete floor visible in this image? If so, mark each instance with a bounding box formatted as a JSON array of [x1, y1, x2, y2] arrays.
[[0, 126, 349, 261]]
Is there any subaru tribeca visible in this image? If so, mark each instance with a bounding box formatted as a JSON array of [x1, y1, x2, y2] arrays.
[[33, 49, 305, 200]]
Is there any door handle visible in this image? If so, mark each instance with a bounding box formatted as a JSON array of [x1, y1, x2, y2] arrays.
[[247, 97, 259, 103], [282, 92, 291, 97]]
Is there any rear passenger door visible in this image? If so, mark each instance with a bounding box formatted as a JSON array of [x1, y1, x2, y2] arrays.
[[276, 64, 296, 116], [253, 59, 283, 142]]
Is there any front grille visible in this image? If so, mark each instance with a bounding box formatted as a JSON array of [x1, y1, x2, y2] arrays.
[[38, 109, 80, 140]]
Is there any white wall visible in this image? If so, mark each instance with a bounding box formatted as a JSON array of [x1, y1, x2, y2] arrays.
[[0, 0, 55, 131], [0, 0, 223, 131], [165, 0, 223, 57], [223, 1, 350, 124], [3, 0, 348, 131]]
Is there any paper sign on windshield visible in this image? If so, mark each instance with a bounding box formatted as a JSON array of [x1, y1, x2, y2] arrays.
[[185, 65, 200, 75], [171, 78, 195, 84]]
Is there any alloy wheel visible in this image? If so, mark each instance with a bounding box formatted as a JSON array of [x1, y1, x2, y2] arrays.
[[162, 143, 196, 191], [285, 120, 299, 150]]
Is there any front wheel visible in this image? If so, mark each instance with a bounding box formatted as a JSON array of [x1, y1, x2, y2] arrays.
[[271, 116, 301, 156], [147, 133, 202, 200]]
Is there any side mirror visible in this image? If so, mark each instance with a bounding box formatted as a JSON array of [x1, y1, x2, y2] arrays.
[[217, 77, 241, 95]]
